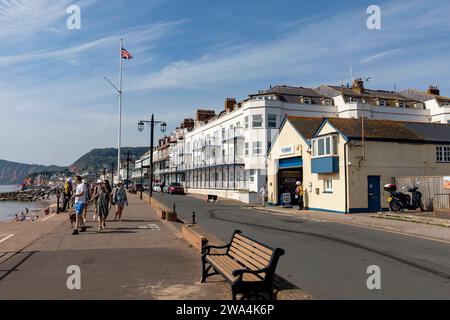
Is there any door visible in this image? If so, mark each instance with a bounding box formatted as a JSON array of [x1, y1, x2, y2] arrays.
[[368, 176, 381, 213]]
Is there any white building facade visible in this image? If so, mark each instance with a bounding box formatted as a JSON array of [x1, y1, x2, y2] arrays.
[[136, 80, 450, 204]]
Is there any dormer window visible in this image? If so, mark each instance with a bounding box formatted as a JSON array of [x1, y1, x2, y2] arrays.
[[322, 99, 333, 106], [396, 101, 406, 108], [414, 102, 425, 109], [377, 100, 387, 107], [441, 102, 450, 107], [301, 97, 312, 104]]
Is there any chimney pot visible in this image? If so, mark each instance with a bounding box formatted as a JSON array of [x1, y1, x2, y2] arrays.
[[427, 85, 440, 96], [352, 78, 364, 94], [224, 98, 237, 113]]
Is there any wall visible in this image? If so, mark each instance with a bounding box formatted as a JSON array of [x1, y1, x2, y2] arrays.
[[304, 122, 348, 213], [347, 141, 450, 211]]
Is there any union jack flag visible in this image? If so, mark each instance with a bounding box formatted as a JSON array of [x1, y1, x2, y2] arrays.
[[121, 47, 133, 60]]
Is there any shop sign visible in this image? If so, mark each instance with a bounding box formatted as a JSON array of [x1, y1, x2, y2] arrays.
[[281, 145, 295, 156]]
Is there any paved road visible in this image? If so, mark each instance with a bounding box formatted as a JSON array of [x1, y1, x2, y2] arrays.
[[155, 193, 450, 300]]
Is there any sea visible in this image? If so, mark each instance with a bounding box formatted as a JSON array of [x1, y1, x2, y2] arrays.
[[0, 185, 40, 222]]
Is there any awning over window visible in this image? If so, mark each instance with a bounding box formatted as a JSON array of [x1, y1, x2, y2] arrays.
[[279, 157, 303, 169]]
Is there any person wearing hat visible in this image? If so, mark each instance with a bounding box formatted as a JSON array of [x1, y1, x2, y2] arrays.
[[92, 180, 111, 231], [113, 181, 128, 222], [295, 181, 305, 211]]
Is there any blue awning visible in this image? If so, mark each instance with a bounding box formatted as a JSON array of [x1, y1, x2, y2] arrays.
[[279, 157, 303, 169]]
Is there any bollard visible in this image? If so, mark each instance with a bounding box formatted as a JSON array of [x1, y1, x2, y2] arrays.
[[192, 211, 196, 225], [173, 203, 176, 214]]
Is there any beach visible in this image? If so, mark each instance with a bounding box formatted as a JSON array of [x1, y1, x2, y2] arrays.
[[0, 186, 49, 222]]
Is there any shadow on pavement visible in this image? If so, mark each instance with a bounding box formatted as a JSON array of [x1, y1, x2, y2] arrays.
[[0, 251, 36, 283]]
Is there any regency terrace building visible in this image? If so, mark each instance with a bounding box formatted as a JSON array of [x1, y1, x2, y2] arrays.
[[133, 79, 450, 204]]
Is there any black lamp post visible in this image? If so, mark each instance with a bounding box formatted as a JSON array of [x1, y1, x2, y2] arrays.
[[138, 114, 167, 199]]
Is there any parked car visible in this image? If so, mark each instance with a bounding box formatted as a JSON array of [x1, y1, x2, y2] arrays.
[[153, 184, 162, 193], [167, 183, 185, 195], [134, 184, 144, 192]]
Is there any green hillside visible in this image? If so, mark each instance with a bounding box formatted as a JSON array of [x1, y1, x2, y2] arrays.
[[70, 147, 148, 174], [0, 160, 65, 185]]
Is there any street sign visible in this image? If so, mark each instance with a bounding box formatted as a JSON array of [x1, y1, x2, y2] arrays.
[[281, 193, 292, 208]]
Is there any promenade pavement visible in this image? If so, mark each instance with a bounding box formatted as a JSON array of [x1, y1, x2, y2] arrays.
[[0, 194, 226, 300]]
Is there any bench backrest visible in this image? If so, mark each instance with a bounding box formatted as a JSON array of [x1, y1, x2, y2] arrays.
[[227, 231, 284, 278]]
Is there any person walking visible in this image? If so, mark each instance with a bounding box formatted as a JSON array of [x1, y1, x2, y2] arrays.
[[82, 179, 91, 223], [71, 176, 87, 235], [113, 181, 128, 222], [295, 181, 305, 211], [92, 181, 111, 231], [92, 180, 102, 221], [62, 178, 73, 212], [259, 185, 268, 207]]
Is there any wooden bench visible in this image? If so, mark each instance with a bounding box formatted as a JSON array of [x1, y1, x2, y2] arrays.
[[206, 194, 218, 203], [201, 230, 285, 300]]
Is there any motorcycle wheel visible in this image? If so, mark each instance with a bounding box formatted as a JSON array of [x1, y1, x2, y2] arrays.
[[390, 200, 402, 213]]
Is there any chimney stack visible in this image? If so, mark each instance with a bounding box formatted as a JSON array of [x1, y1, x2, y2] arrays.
[[352, 78, 364, 94], [181, 118, 194, 130], [196, 109, 216, 125], [427, 85, 440, 96], [225, 98, 237, 113]]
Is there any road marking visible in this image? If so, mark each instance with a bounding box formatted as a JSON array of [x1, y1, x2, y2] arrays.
[[40, 214, 56, 222], [138, 224, 161, 230], [0, 234, 14, 244]]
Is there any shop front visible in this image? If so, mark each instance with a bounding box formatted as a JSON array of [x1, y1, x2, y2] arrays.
[[278, 157, 303, 207]]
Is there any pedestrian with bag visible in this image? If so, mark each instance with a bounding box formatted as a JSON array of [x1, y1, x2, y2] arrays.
[[295, 181, 305, 211]]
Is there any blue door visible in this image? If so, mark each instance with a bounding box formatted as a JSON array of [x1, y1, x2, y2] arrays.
[[368, 176, 381, 212]]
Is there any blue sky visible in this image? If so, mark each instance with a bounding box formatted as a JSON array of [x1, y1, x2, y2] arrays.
[[1, 0, 449, 166]]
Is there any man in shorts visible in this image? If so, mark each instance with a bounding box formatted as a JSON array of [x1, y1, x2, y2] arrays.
[[72, 176, 87, 235]]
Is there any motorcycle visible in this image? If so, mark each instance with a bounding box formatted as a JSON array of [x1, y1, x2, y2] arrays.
[[384, 183, 425, 212]]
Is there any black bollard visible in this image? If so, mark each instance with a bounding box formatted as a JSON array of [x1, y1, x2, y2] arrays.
[[173, 203, 176, 214], [192, 211, 196, 225]]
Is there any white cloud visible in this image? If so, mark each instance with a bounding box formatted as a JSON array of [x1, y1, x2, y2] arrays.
[[0, 0, 92, 40], [0, 20, 185, 65], [128, 0, 450, 92], [360, 49, 402, 64]]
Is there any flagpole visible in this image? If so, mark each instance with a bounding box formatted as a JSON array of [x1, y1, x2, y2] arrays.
[[118, 38, 123, 183]]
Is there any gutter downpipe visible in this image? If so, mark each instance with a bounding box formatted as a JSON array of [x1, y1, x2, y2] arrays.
[[344, 142, 349, 214]]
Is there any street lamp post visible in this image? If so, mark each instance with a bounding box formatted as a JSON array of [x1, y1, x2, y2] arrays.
[[138, 114, 167, 200]]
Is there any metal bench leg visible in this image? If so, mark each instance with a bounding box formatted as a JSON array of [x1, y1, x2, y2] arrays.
[[232, 289, 238, 301], [201, 259, 218, 283]]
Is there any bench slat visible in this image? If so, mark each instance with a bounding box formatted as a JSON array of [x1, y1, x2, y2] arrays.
[[228, 246, 269, 270], [216, 256, 263, 282], [232, 238, 273, 260], [207, 255, 262, 282], [230, 241, 272, 265], [234, 234, 274, 256]]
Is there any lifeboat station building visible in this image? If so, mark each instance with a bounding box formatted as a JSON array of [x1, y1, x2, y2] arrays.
[[267, 116, 450, 213]]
